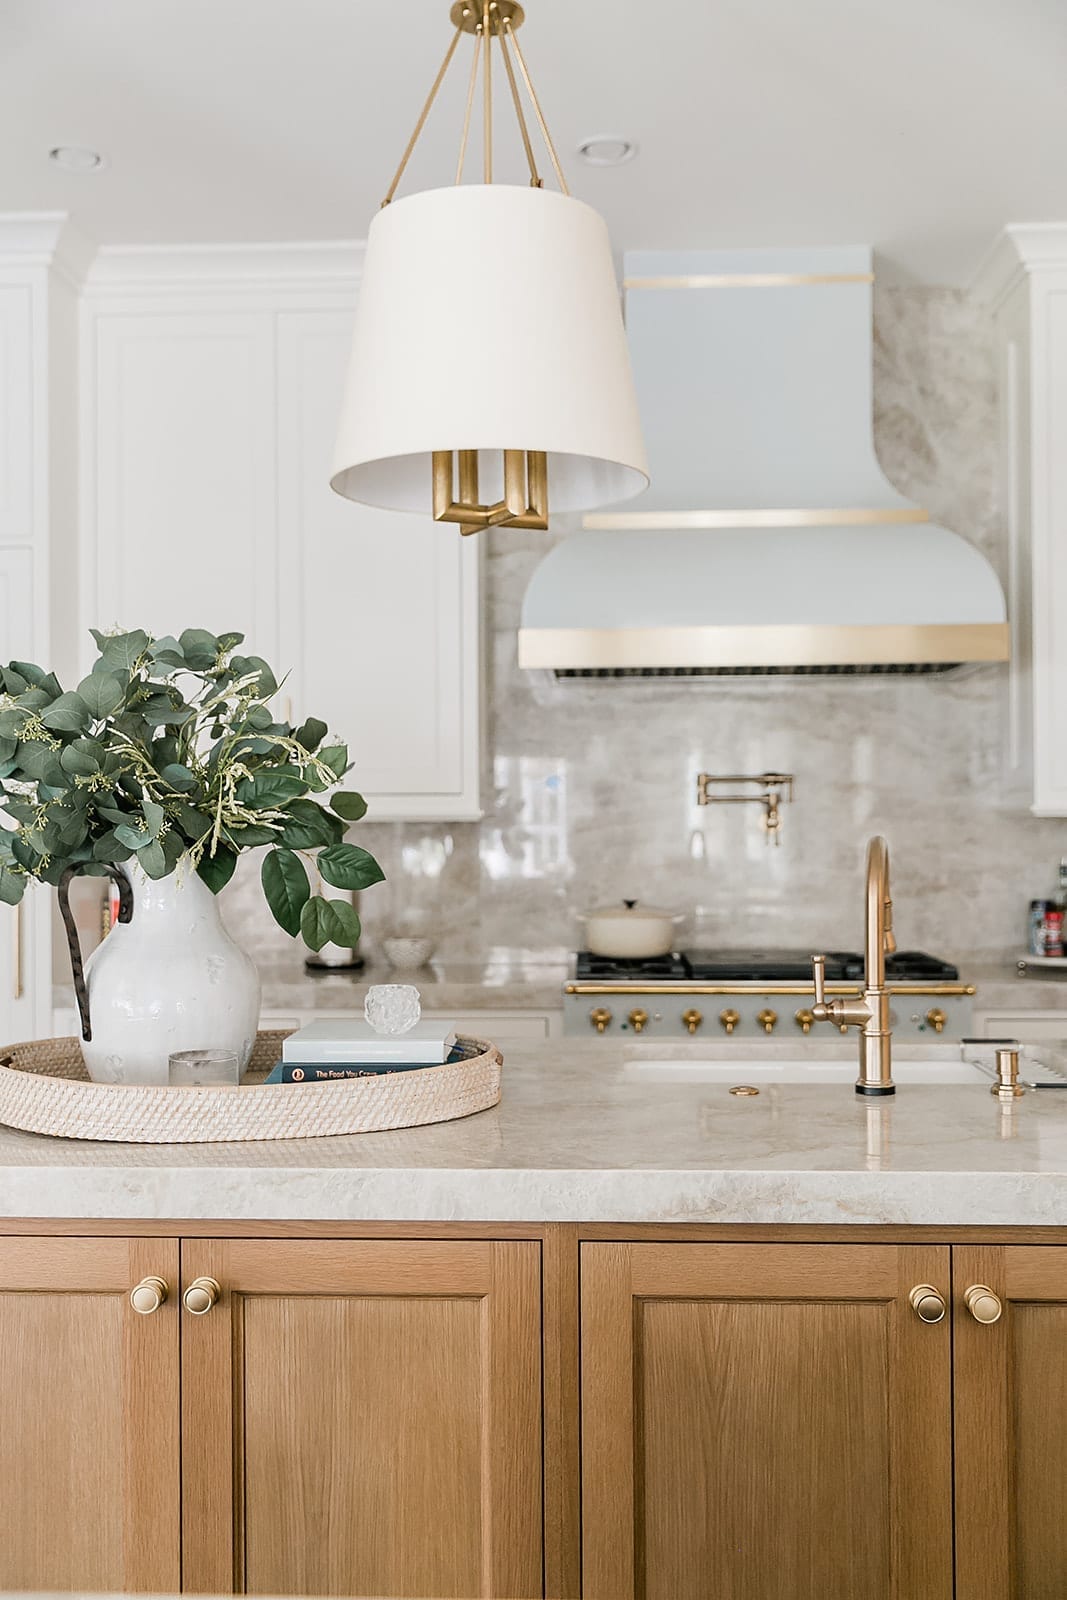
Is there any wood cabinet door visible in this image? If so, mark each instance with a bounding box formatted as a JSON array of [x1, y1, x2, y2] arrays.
[[954, 1245, 1067, 1599], [181, 1237, 543, 1598], [581, 1241, 952, 1600], [0, 1236, 180, 1592]]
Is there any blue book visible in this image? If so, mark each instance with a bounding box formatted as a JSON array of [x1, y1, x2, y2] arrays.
[[262, 1042, 472, 1083]]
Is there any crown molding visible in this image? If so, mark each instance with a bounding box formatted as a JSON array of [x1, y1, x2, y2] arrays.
[[84, 239, 366, 295], [0, 212, 97, 286], [971, 223, 1067, 310]]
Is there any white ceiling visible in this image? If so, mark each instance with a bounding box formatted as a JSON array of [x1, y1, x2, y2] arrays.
[[2, 0, 1064, 283]]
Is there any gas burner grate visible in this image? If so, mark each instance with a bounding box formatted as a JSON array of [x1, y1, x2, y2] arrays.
[[575, 950, 690, 982]]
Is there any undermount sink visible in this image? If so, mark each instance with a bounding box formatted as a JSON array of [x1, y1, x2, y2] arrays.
[[622, 1058, 988, 1086]]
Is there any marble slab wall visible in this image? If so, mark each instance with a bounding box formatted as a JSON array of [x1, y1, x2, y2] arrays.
[[224, 288, 1066, 969]]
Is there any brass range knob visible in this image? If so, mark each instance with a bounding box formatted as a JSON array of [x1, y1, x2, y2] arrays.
[[964, 1284, 1003, 1325], [909, 1283, 947, 1324], [130, 1276, 169, 1316], [183, 1276, 221, 1316], [795, 1008, 815, 1035], [719, 1008, 740, 1036], [681, 1008, 703, 1035], [589, 1007, 612, 1034], [628, 1008, 649, 1034], [756, 1009, 778, 1035], [926, 1008, 947, 1034]]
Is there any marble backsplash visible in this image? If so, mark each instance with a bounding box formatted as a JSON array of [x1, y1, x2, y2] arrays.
[[223, 286, 1066, 970]]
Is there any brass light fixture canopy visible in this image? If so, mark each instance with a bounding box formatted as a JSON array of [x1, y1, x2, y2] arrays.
[[450, 0, 525, 33], [331, 2, 648, 535]]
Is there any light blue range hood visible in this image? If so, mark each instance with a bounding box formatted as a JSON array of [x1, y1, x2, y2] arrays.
[[518, 246, 1009, 676]]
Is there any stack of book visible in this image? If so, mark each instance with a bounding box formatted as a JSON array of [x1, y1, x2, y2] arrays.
[[264, 1018, 465, 1082]]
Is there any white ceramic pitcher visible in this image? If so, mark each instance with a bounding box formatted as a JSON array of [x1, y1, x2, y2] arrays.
[[62, 860, 261, 1085]]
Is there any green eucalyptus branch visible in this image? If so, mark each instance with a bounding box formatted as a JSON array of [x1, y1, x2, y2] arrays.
[[0, 626, 384, 951]]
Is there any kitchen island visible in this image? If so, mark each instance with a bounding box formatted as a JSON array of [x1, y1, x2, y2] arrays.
[[3, 1037, 1066, 1600]]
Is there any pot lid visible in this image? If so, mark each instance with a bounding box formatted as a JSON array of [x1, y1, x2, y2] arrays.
[[581, 899, 681, 921]]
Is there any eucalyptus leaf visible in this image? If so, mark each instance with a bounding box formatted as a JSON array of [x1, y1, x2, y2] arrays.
[[294, 717, 327, 753], [197, 845, 237, 894], [330, 790, 368, 823], [159, 762, 198, 792], [0, 735, 16, 763], [223, 823, 279, 848], [317, 745, 349, 779], [0, 863, 25, 905], [15, 743, 65, 786], [317, 842, 385, 893], [96, 629, 150, 671], [136, 838, 169, 879], [114, 821, 153, 850], [76, 671, 126, 718], [11, 662, 62, 696], [178, 628, 220, 670], [217, 631, 244, 651], [11, 835, 39, 870], [1, 666, 28, 694], [261, 848, 310, 938], [0, 708, 30, 739], [40, 692, 90, 734], [230, 654, 277, 696], [60, 737, 105, 776], [141, 799, 165, 838]]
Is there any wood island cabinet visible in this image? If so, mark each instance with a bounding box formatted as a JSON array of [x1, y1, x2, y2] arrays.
[[179, 1238, 543, 1599], [3, 1225, 1067, 1599], [0, 1236, 180, 1593], [580, 1242, 953, 1600]]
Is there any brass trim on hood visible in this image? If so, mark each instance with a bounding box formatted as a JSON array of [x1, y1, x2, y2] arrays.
[[623, 272, 875, 289], [516, 622, 1011, 671], [582, 506, 930, 530]]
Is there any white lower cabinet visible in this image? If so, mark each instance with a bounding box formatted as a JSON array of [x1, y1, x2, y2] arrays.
[[973, 1009, 1067, 1043]]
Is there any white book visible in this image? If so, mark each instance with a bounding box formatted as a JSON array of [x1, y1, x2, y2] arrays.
[[281, 1018, 458, 1065]]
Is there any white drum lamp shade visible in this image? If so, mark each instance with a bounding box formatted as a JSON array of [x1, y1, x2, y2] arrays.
[[330, 184, 649, 518]]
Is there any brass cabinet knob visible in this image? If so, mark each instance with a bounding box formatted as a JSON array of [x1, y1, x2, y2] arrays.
[[964, 1284, 1003, 1325], [909, 1283, 947, 1324], [719, 1008, 741, 1035], [628, 1008, 649, 1034], [756, 1009, 778, 1035], [130, 1276, 169, 1316], [681, 1008, 703, 1035], [795, 1008, 815, 1035], [926, 1008, 947, 1034], [183, 1276, 221, 1316], [589, 1007, 612, 1034]]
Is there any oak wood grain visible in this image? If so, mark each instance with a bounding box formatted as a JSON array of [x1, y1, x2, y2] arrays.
[[581, 1241, 952, 1600], [0, 1235, 180, 1593], [181, 1236, 543, 1597]]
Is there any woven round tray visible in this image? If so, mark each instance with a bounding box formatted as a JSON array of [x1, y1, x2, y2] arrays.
[[0, 1031, 502, 1144]]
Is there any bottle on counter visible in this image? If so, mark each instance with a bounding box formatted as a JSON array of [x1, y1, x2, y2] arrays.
[[1030, 900, 1054, 957], [1046, 909, 1065, 958]]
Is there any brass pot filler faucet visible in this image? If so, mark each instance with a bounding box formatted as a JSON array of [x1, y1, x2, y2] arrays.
[[811, 835, 897, 1096]]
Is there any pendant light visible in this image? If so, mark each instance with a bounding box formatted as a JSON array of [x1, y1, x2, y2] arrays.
[[330, 0, 649, 535]]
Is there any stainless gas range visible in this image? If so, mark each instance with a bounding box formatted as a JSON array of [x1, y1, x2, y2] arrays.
[[563, 948, 975, 1040]]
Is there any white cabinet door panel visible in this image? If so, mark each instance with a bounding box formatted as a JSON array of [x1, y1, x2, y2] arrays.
[[86, 312, 278, 663], [0, 284, 33, 546], [276, 311, 481, 819], [0, 547, 45, 1044]]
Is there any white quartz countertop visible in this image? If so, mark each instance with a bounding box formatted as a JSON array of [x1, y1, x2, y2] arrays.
[[2, 1038, 1067, 1226]]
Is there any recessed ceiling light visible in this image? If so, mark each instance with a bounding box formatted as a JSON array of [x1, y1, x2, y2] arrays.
[[576, 135, 637, 167], [48, 145, 105, 172]]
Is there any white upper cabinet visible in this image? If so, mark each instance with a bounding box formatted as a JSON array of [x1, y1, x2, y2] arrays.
[[81, 251, 482, 820], [978, 226, 1067, 815], [0, 283, 33, 547], [276, 311, 480, 818], [85, 310, 279, 658]]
